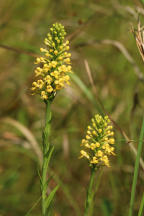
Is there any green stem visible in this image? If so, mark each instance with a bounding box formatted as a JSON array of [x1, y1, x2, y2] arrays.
[[128, 117, 144, 216], [89, 169, 103, 216], [42, 101, 52, 216], [138, 192, 144, 216], [84, 167, 96, 216]]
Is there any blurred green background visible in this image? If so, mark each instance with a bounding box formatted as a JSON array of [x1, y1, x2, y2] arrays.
[[0, 0, 144, 215]]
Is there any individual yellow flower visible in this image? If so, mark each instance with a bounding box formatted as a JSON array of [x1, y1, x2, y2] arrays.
[[80, 114, 115, 167], [31, 23, 72, 101]]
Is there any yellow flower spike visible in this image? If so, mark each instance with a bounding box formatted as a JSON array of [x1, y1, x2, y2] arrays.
[[87, 130, 91, 135], [67, 65, 72, 71], [44, 75, 52, 84], [58, 56, 63, 61], [40, 48, 47, 53], [80, 114, 115, 168], [85, 143, 90, 148], [96, 142, 100, 147], [98, 129, 102, 133], [102, 145, 106, 150], [59, 45, 63, 50], [109, 138, 115, 144], [101, 155, 110, 167], [41, 91, 48, 100], [92, 122, 96, 128], [91, 156, 98, 164], [45, 52, 50, 57], [97, 150, 103, 157], [66, 46, 70, 50], [34, 57, 41, 64], [81, 139, 86, 144], [54, 50, 58, 55], [31, 23, 72, 102], [80, 150, 90, 159], [92, 130, 97, 136], [67, 53, 71, 57], [46, 85, 53, 93], [90, 143, 96, 150], [37, 80, 44, 89], [104, 115, 109, 120], [86, 135, 91, 140], [64, 58, 71, 64], [64, 75, 70, 81]]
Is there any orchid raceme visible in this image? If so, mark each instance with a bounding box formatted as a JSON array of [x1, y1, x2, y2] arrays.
[[80, 114, 115, 167], [31, 23, 72, 216], [32, 23, 72, 101]]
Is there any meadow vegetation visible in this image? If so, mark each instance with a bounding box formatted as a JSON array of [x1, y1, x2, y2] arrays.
[[0, 0, 144, 215]]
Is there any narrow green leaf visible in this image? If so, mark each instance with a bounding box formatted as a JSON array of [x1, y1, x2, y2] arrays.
[[101, 199, 112, 216], [42, 146, 54, 189], [70, 73, 103, 114], [37, 168, 42, 185], [70, 73, 95, 102], [43, 176, 53, 193], [42, 130, 50, 151], [45, 185, 59, 210], [45, 146, 54, 171], [138, 192, 144, 216], [128, 117, 144, 216]]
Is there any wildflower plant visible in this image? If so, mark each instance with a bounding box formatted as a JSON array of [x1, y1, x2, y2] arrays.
[[32, 23, 71, 216], [80, 114, 115, 168], [32, 23, 72, 102], [80, 114, 115, 216]]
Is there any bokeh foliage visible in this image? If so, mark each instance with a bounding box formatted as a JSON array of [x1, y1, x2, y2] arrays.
[[0, 0, 144, 215]]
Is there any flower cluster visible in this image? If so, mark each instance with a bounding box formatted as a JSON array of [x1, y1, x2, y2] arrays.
[[31, 23, 72, 101], [80, 114, 115, 167]]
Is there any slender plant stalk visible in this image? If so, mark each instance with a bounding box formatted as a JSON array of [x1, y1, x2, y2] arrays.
[[84, 167, 96, 216], [31, 23, 71, 216], [128, 117, 144, 216], [90, 169, 103, 216], [138, 192, 144, 216], [42, 100, 52, 216]]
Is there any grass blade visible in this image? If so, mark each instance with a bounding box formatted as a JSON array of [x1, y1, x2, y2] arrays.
[[128, 117, 144, 216], [138, 192, 144, 216], [45, 185, 59, 211], [70, 73, 102, 114]]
